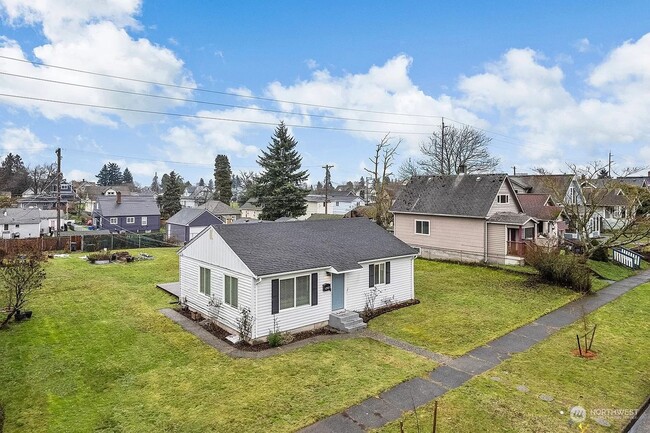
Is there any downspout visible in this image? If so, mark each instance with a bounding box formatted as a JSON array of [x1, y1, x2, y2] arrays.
[[483, 219, 488, 263]]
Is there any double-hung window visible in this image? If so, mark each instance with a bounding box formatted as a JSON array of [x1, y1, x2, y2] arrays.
[[141, 216, 148, 225], [126, 217, 135, 224], [374, 262, 386, 284], [415, 220, 430, 235], [199, 267, 211, 296], [224, 275, 238, 308], [279, 275, 311, 310], [524, 227, 535, 239], [497, 194, 509, 204], [109, 217, 118, 225]]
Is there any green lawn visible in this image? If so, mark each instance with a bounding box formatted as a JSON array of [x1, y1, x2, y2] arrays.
[[0, 248, 434, 433], [369, 259, 580, 356], [374, 282, 650, 433], [588, 259, 638, 281]]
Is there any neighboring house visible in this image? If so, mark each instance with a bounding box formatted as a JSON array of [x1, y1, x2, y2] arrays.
[[38, 209, 73, 234], [77, 183, 135, 212], [181, 185, 211, 208], [167, 208, 222, 243], [391, 173, 537, 265], [305, 194, 329, 217], [582, 184, 636, 231], [93, 193, 160, 233], [511, 174, 602, 238], [178, 218, 417, 341], [516, 194, 566, 246], [329, 191, 366, 215], [240, 198, 262, 219], [615, 171, 650, 188], [0, 208, 41, 239], [18, 181, 76, 211], [201, 200, 240, 223]]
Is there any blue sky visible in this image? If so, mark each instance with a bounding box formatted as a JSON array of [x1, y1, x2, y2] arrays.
[[1, 0, 650, 187]]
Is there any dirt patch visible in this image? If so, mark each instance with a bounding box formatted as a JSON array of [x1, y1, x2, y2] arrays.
[[362, 299, 420, 322], [571, 349, 598, 359], [175, 308, 338, 351]]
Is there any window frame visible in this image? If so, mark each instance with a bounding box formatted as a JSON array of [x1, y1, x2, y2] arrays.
[[524, 227, 535, 240], [414, 219, 430, 235], [199, 266, 211, 296], [497, 194, 509, 204], [224, 274, 238, 308], [141, 216, 148, 226], [374, 262, 386, 285], [278, 274, 312, 311], [126, 216, 135, 224], [109, 217, 118, 225]]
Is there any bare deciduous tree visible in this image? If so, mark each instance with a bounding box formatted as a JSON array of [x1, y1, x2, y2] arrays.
[[0, 251, 46, 328], [364, 133, 400, 229], [418, 123, 499, 175], [397, 157, 420, 180], [27, 163, 57, 196]]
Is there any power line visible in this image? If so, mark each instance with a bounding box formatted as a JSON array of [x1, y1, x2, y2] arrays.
[[0, 70, 441, 129], [0, 92, 435, 136]]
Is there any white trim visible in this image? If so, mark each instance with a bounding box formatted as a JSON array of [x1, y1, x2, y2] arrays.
[[126, 216, 135, 224], [358, 254, 418, 264], [224, 274, 239, 308], [141, 216, 148, 226], [109, 217, 118, 225], [278, 273, 312, 311], [414, 219, 430, 236]]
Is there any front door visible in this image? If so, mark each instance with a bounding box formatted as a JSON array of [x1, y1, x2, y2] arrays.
[[331, 274, 345, 311]]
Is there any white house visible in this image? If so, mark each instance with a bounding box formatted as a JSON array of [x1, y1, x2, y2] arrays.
[[0, 208, 42, 239], [178, 218, 417, 341]]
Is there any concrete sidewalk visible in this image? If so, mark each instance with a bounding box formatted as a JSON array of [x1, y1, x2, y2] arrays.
[[299, 270, 650, 433]]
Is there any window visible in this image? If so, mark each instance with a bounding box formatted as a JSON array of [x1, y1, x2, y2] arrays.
[[497, 194, 509, 204], [524, 227, 535, 239], [374, 262, 386, 285], [15, 224, 19, 228], [336, 201, 340, 206], [224, 275, 238, 308], [109, 217, 118, 225], [568, 187, 576, 204], [2, 224, 7, 231], [279, 275, 311, 310], [199, 267, 211, 295], [415, 220, 430, 235], [141, 216, 148, 226], [126, 217, 135, 224]]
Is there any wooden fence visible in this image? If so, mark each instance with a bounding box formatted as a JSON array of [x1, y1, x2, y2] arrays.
[[612, 247, 642, 269], [0, 232, 173, 254]]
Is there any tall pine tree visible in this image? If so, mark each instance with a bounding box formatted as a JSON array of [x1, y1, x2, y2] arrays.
[[159, 171, 182, 218], [256, 122, 309, 220], [150, 172, 160, 193], [96, 164, 110, 186], [106, 162, 123, 185], [213, 154, 233, 204], [122, 167, 134, 184]]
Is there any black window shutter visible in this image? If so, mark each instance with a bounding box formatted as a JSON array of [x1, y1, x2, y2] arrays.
[[386, 262, 391, 284], [369, 264, 375, 287], [271, 279, 279, 314], [311, 273, 318, 306]]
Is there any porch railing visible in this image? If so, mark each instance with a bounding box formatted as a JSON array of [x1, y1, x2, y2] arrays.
[[507, 241, 528, 257]]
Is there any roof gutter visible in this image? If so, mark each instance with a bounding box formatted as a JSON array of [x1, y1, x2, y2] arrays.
[[391, 211, 486, 219]]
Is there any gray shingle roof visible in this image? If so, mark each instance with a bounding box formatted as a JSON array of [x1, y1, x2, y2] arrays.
[[96, 196, 160, 217], [167, 208, 215, 225], [391, 174, 509, 218], [201, 200, 240, 216], [510, 175, 574, 199], [0, 208, 41, 224], [488, 212, 535, 225], [240, 198, 262, 211], [210, 218, 417, 276]]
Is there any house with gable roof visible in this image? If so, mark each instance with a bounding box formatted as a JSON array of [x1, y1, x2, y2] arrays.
[[178, 218, 417, 340], [391, 172, 537, 265]]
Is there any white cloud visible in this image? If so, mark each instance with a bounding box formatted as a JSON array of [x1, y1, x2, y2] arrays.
[[575, 38, 592, 53], [0, 126, 47, 155], [305, 59, 319, 70], [65, 168, 93, 182], [0, 0, 195, 126]]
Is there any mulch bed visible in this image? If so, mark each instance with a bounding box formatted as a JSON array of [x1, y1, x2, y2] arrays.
[[571, 349, 598, 359], [361, 299, 420, 322], [175, 308, 338, 352]]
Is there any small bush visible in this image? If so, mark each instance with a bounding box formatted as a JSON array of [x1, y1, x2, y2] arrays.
[[87, 251, 112, 262], [590, 246, 609, 262], [267, 316, 283, 347], [237, 307, 254, 344], [525, 246, 592, 293]]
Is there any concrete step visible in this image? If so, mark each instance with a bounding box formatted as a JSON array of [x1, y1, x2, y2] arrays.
[[329, 310, 367, 333]]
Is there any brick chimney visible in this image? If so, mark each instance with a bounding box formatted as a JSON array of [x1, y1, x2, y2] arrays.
[[116, 191, 122, 204]]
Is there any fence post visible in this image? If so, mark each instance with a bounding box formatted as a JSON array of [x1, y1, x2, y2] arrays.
[[111, 234, 114, 250]]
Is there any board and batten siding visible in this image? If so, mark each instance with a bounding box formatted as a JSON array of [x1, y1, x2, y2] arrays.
[[487, 181, 520, 216], [394, 213, 486, 262], [486, 223, 506, 263], [343, 257, 414, 312]]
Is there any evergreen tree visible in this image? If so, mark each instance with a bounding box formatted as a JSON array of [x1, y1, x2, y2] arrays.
[[150, 172, 160, 193], [106, 162, 123, 185], [198, 177, 205, 186], [96, 164, 110, 186], [160, 173, 170, 192], [207, 178, 214, 192], [597, 168, 610, 179], [213, 154, 233, 204], [256, 122, 309, 220], [316, 181, 323, 192], [122, 167, 134, 184], [0, 153, 29, 196], [159, 171, 182, 218]]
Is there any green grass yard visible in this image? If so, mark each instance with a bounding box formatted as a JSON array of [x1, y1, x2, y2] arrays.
[[0, 248, 434, 433], [373, 282, 650, 433], [369, 259, 581, 356], [588, 259, 638, 281]]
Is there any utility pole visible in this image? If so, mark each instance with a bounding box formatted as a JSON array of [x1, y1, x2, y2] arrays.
[[322, 164, 333, 214], [55, 148, 62, 249], [608, 151, 612, 177], [512, 166, 516, 175]]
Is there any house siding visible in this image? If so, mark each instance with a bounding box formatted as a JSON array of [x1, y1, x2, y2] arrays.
[[394, 213, 486, 262], [167, 223, 186, 242], [487, 223, 506, 262], [487, 181, 520, 216], [343, 257, 414, 311], [96, 214, 160, 233], [0, 222, 41, 239]]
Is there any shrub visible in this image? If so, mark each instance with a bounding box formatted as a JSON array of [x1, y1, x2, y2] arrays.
[[525, 246, 592, 293], [267, 316, 283, 347], [236, 307, 254, 344], [87, 251, 112, 262], [590, 246, 609, 262]]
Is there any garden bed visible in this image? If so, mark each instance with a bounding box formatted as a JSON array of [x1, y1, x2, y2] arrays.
[[176, 308, 338, 352], [362, 299, 420, 322]]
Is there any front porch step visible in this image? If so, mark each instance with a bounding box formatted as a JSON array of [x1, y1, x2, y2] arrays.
[[328, 310, 367, 333]]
